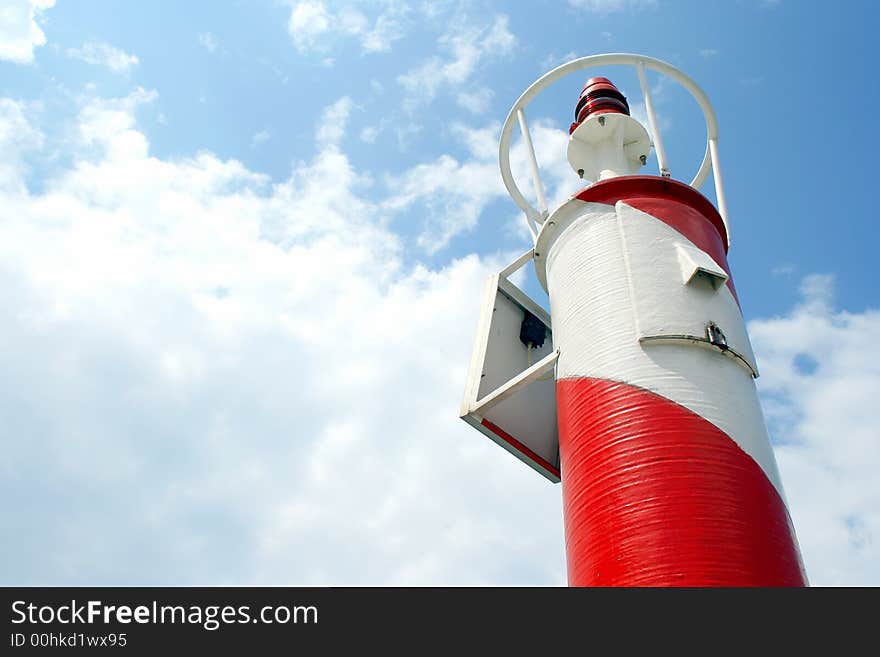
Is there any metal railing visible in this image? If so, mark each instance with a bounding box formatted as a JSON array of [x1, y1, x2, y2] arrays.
[[498, 53, 730, 245]]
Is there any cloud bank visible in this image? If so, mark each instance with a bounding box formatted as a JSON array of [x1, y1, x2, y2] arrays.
[[0, 0, 55, 64]]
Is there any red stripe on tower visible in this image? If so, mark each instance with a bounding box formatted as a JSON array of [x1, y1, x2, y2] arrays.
[[557, 378, 806, 586]]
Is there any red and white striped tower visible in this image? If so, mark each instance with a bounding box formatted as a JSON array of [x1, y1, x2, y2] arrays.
[[468, 54, 807, 586]]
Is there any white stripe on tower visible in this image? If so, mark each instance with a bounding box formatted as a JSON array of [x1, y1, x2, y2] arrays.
[[548, 199, 783, 496]]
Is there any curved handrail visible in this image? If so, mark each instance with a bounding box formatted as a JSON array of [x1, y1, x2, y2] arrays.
[[498, 53, 729, 244]]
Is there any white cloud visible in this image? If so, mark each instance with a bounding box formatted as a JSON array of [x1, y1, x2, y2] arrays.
[[383, 151, 499, 253], [699, 48, 719, 59], [456, 88, 494, 114], [0, 90, 567, 585], [251, 129, 271, 147], [397, 15, 516, 111], [288, 0, 331, 51], [771, 264, 795, 277], [359, 125, 380, 144], [395, 120, 421, 150], [0, 97, 43, 193], [287, 1, 408, 55], [198, 32, 219, 53], [750, 275, 880, 585], [315, 96, 353, 147], [360, 4, 407, 53], [567, 0, 657, 12], [66, 42, 139, 74], [481, 13, 516, 53], [540, 50, 579, 71], [74, 87, 157, 159], [384, 117, 579, 252], [0, 0, 54, 63]]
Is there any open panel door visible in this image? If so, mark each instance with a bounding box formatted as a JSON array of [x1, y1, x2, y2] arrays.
[[460, 250, 560, 482]]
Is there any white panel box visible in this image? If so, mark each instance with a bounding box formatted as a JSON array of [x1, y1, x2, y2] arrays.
[[460, 251, 560, 482]]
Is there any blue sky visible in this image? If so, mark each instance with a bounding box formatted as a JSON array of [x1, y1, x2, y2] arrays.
[[1, 0, 877, 585]]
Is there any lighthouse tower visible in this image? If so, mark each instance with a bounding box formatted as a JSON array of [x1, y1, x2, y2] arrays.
[[460, 54, 807, 586]]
